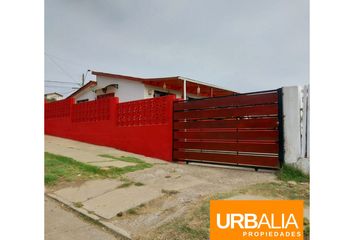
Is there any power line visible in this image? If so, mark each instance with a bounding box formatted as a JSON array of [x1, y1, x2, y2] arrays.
[[45, 88, 77, 96], [45, 85, 79, 89], [45, 53, 78, 82], [45, 80, 80, 85], [45, 52, 88, 68]]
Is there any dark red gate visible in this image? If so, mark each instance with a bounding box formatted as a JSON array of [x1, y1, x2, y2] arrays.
[[173, 89, 284, 169]]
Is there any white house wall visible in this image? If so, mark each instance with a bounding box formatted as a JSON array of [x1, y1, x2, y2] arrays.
[[144, 85, 182, 99], [97, 76, 145, 103], [75, 89, 96, 102], [75, 76, 207, 103], [46, 94, 63, 101], [144, 85, 203, 100]]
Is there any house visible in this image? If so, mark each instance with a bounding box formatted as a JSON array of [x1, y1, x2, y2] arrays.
[[67, 81, 97, 103], [45, 92, 63, 102], [68, 71, 238, 103]]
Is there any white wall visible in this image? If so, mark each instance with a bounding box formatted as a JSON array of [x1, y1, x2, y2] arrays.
[[96, 77, 206, 101], [282, 85, 310, 174], [45, 94, 63, 101], [97, 76, 145, 102], [75, 77, 207, 103], [300, 85, 310, 158], [144, 85, 205, 100], [75, 89, 96, 102], [283, 86, 301, 164], [144, 85, 182, 99]]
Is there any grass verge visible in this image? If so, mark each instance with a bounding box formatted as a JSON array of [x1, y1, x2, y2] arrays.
[[235, 181, 310, 206], [45, 152, 152, 186], [141, 198, 209, 240], [277, 164, 310, 182]]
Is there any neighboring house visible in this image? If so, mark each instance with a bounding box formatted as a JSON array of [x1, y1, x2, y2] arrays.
[[68, 71, 238, 103], [45, 92, 63, 102], [67, 81, 97, 103]]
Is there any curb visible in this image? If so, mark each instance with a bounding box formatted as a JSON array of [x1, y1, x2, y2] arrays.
[[46, 193, 132, 240]]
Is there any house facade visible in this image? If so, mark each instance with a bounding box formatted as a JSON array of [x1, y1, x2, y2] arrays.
[[68, 71, 237, 103], [45, 92, 63, 102]]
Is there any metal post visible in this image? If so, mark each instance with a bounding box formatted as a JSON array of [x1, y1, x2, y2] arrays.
[[277, 88, 285, 168]]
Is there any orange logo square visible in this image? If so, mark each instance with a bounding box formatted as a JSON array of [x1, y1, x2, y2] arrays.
[[210, 200, 304, 240]]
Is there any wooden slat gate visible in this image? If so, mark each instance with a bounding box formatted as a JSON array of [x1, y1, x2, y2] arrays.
[[173, 89, 284, 169]]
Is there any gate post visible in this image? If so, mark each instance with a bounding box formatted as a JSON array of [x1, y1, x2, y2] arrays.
[[277, 88, 285, 167], [281, 86, 302, 165]]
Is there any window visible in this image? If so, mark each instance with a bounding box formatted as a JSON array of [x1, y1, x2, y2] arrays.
[[154, 90, 173, 98], [77, 99, 89, 103]]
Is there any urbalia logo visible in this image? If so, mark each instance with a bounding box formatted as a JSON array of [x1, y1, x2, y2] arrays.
[[210, 200, 303, 240]]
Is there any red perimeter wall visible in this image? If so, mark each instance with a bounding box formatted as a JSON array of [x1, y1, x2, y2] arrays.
[[45, 95, 175, 161]]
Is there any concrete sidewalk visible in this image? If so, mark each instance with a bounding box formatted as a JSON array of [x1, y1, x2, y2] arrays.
[[45, 135, 277, 239], [45, 197, 120, 240], [45, 135, 162, 166]]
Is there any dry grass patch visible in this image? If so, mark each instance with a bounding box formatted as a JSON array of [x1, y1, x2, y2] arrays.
[[236, 181, 310, 206], [161, 189, 179, 195], [142, 181, 309, 240]]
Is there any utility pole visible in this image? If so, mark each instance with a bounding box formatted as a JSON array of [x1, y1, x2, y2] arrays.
[[81, 70, 91, 86], [81, 73, 85, 86]]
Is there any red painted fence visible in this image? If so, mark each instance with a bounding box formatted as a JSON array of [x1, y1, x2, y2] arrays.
[[45, 95, 175, 161]]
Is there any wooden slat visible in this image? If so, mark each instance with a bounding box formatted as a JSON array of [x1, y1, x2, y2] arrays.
[[238, 130, 278, 140], [173, 118, 278, 130], [173, 151, 279, 168], [174, 131, 236, 140], [174, 104, 278, 120], [174, 130, 278, 141], [174, 92, 278, 111], [174, 119, 238, 129], [173, 141, 279, 153], [174, 141, 236, 151], [237, 142, 279, 153]]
